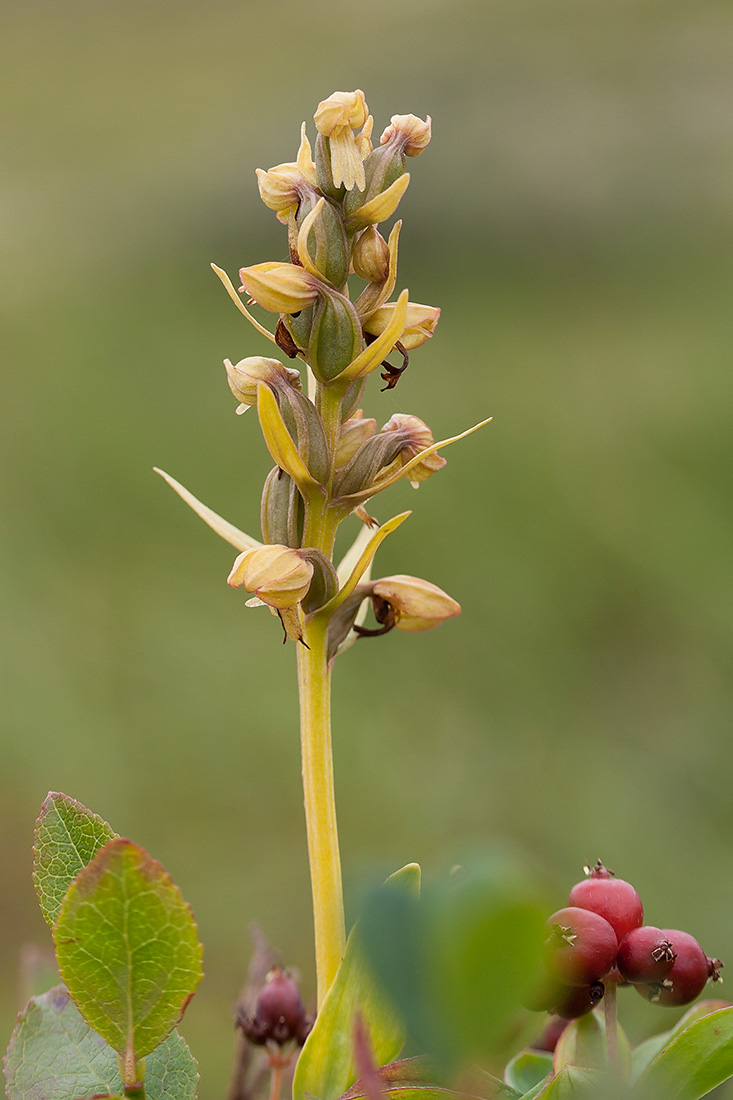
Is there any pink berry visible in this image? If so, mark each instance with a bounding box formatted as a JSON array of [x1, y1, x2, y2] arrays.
[[544, 906, 618, 986], [617, 926, 676, 984], [568, 861, 643, 943], [636, 930, 710, 1007]]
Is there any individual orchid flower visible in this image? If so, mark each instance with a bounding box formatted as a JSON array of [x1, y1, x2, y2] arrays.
[[255, 124, 318, 224], [347, 573, 460, 638], [379, 113, 432, 157], [225, 356, 302, 413], [239, 262, 321, 315], [228, 544, 315, 643], [314, 89, 369, 191], [363, 300, 441, 350]]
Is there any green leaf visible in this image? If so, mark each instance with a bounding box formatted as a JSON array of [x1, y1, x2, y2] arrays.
[[630, 1032, 671, 1082], [537, 1066, 601, 1099], [293, 864, 420, 1100], [504, 1051, 553, 1094], [3, 985, 198, 1100], [630, 1000, 730, 1082], [426, 861, 545, 1064], [636, 1005, 733, 1100], [33, 793, 117, 928], [54, 839, 203, 1075], [360, 855, 546, 1069]]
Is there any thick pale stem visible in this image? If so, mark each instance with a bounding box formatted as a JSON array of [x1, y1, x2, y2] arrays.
[[297, 616, 345, 1006], [604, 979, 619, 1072]]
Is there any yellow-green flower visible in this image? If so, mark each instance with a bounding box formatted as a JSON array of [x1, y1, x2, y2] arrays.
[[239, 262, 320, 314], [379, 113, 432, 157], [372, 574, 460, 632], [314, 89, 369, 191], [227, 544, 314, 609], [363, 301, 440, 350]]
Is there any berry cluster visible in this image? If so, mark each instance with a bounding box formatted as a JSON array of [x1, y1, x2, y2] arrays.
[[530, 861, 723, 1020]]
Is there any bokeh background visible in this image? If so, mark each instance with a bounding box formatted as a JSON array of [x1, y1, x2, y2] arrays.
[[2, 0, 733, 1094]]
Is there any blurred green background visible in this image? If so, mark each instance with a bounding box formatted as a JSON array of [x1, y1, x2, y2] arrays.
[[2, 0, 733, 1094]]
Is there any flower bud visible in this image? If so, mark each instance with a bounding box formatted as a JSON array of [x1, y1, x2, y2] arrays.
[[225, 356, 301, 409], [332, 431, 405, 500], [275, 386, 331, 485], [239, 262, 320, 314], [299, 548, 338, 613], [371, 574, 460, 632], [380, 114, 432, 157], [333, 413, 444, 501], [380, 413, 446, 483], [314, 90, 368, 191], [363, 301, 440, 350], [238, 967, 312, 1047], [352, 227, 390, 284], [227, 545, 313, 609], [260, 467, 304, 548], [283, 303, 315, 353], [295, 194, 349, 288], [334, 410, 378, 468], [308, 289, 364, 384]]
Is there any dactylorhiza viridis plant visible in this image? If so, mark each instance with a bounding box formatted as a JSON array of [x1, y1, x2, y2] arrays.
[[7, 89, 733, 1100], [154, 87, 487, 1017]]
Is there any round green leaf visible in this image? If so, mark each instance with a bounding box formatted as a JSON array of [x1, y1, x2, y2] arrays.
[[54, 839, 203, 1068], [3, 985, 198, 1100], [504, 1050, 553, 1094]]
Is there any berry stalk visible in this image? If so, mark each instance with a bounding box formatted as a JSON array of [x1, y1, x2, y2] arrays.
[[603, 977, 619, 1072]]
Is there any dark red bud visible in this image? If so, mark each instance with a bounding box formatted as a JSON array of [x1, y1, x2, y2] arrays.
[[238, 968, 312, 1046]]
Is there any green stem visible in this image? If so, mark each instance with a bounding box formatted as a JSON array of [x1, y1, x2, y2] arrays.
[[297, 615, 345, 1006], [316, 383, 344, 466], [123, 1086, 146, 1099]]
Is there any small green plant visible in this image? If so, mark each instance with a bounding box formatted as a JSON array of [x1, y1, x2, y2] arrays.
[[5, 90, 733, 1100]]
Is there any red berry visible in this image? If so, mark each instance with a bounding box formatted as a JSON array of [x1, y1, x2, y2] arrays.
[[617, 926, 677, 984], [545, 906, 618, 986], [636, 930, 709, 1007], [552, 981, 605, 1020], [568, 861, 643, 943]]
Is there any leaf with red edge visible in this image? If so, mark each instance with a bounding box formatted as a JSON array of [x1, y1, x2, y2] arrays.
[[54, 839, 203, 1078]]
